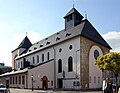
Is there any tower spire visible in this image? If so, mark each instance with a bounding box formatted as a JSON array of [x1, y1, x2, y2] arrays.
[[26, 32, 27, 36]]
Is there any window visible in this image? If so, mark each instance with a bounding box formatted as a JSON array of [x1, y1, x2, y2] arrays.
[[70, 15, 72, 20], [13, 77, 14, 84], [89, 76, 91, 83], [37, 55, 39, 63], [94, 50, 99, 60], [69, 45, 73, 50], [22, 76, 25, 84], [59, 48, 62, 53], [21, 61, 23, 68], [94, 76, 96, 83], [10, 77, 12, 84], [16, 76, 17, 84], [68, 56, 73, 72], [58, 59, 62, 73], [47, 52, 50, 60], [42, 54, 44, 62], [98, 77, 100, 83], [19, 76, 21, 84], [56, 37, 60, 41], [33, 57, 35, 64], [18, 62, 20, 68]]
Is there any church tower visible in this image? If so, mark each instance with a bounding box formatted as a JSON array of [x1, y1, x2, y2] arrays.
[[64, 7, 84, 30], [12, 36, 32, 70]]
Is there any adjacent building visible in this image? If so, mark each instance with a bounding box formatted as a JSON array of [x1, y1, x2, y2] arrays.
[[0, 7, 111, 90]]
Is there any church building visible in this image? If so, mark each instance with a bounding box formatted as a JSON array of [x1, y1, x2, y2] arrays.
[[0, 7, 111, 90]]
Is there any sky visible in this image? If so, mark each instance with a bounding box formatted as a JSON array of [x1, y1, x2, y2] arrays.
[[0, 0, 120, 66]]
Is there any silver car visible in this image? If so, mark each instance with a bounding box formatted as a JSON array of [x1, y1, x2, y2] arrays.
[[0, 84, 8, 93]]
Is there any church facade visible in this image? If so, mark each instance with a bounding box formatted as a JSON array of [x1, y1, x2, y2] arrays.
[[0, 7, 111, 90]]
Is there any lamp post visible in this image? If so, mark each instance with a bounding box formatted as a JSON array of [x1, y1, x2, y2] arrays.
[[31, 75, 34, 91]]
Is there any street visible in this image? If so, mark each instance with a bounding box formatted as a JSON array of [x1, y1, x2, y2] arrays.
[[10, 89, 102, 93]]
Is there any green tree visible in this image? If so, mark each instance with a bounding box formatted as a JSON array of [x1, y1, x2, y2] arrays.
[[94, 52, 120, 93]]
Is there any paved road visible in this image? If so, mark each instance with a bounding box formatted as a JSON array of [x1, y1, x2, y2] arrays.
[[10, 89, 102, 93]]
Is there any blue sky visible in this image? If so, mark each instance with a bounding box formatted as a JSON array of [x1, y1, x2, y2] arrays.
[[0, 0, 120, 66]]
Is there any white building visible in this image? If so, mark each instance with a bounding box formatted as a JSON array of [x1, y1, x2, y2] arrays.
[[0, 7, 111, 90]]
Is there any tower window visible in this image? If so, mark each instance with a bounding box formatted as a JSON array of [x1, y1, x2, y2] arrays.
[[70, 15, 72, 20], [58, 59, 62, 73], [68, 56, 73, 72]]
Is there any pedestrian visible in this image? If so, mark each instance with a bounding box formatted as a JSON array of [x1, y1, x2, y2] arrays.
[[102, 80, 107, 93]]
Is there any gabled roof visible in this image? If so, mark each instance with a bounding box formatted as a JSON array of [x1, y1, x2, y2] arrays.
[[64, 7, 84, 19], [16, 19, 111, 59], [81, 19, 112, 49], [18, 36, 32, 49]]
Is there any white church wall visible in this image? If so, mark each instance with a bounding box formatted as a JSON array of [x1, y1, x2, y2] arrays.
[[89, 45, 103, 88], [55, 36, 80, 89]]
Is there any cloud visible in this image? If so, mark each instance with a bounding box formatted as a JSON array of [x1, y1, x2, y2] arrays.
[[102, 31, 120, 52]]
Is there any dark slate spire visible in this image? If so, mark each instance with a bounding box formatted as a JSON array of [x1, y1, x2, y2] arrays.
[[64, 7, 84, 30], [18, 36, 32, 49]]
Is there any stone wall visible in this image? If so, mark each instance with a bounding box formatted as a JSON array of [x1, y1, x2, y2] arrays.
[[80, 36, 110, 89]]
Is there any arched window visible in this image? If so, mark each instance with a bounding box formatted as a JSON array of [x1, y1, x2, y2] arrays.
[[68, 56, 73, 72], [58, 59, 62, 73]]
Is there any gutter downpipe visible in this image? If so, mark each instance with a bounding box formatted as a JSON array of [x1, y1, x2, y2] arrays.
[[53, 47, 56, 90]]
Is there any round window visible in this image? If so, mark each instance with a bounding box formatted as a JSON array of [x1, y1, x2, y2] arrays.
[[94, 50, 99, 60]]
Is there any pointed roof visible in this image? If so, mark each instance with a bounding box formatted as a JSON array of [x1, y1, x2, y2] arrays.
[[18, 36, 32, 49], [81, 19, 111, 49], [64, 7, 84, 19]]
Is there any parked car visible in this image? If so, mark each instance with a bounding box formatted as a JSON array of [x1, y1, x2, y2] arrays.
[[0, 84, 8, 93]]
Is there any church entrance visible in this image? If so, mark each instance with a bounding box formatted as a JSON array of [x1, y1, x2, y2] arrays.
[[41, 76, 48, 89], [57, 78, 63, 89]]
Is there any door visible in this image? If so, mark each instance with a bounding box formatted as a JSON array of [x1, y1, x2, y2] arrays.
[[57, 78, 63, 89]]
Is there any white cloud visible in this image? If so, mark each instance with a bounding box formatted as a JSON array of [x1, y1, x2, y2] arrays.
[[102, 31, 120, 52]]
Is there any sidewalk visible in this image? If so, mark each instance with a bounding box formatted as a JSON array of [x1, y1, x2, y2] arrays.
[[10, 88, 102, 93]]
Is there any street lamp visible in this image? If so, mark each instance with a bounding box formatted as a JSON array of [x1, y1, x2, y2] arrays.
[[31, 75, 34, 91]]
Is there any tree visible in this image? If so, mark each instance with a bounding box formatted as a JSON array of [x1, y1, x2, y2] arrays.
[[94, 52, 120, 93]]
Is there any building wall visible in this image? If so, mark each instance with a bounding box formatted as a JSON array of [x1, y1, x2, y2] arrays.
[[27, 60, 54, 89], [0, 72, 28, 89], [89, 45, 103, 88], [55, 36, 81, 89], [12, 50, 19, 70], [80, 36, 110, 89]]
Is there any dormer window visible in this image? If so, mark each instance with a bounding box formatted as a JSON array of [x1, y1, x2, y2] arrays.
[[36, 42, 39, 44], [46, 41, 50, 45], [66, 33, 71, 37], [40, 45, 43, 47], [29, 50, 31, 52], [56, 37, 60, 41], [57, 32, 60, 35], [34, 47, 37, 50]]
